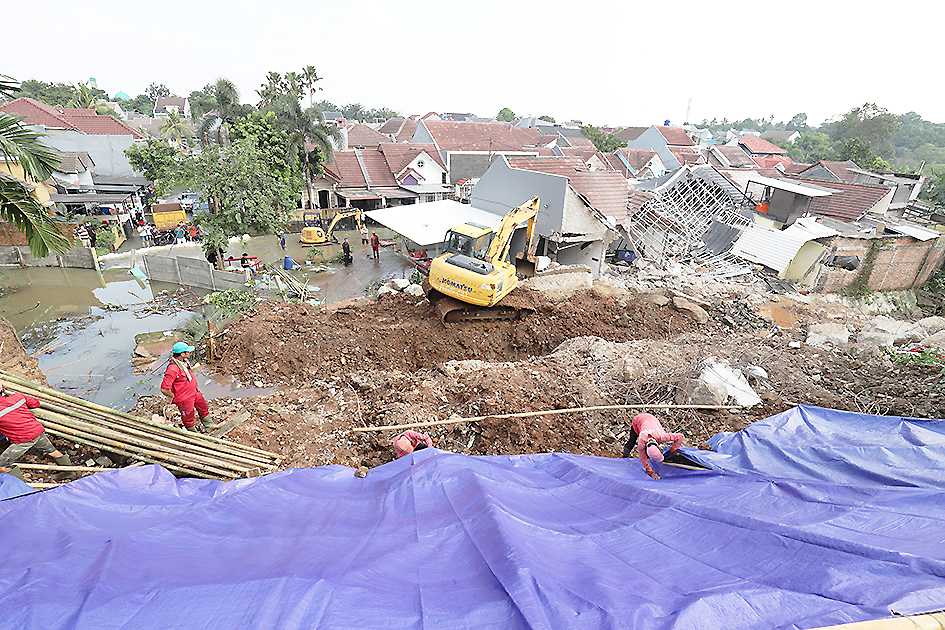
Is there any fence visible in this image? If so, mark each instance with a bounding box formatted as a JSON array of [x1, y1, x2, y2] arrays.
[[0, 245, 98, 269], [139, 254, 247, 291]]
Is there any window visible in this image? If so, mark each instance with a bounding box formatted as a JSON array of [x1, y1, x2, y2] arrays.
[[441, 173, 448, 184], [416, 160, 425, 168], [445, 230, 493, 260]]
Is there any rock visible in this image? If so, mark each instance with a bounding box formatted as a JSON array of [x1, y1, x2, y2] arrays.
[[859, 315, 919, 347], [619, 356, 645, 381], [672, 296, 709, 324], [522, 271, 593, 301], [789, 341, 802, 349], [94, 456, 113, 467], [354, 466, 369, 478], [403, 284, 425, 297], [916, 316, 945, 337], [645, 293, 671, 307], [85, 459, 96, 467], [921, 330, 945, 349], [744, 365, 768, 383], [133, 345, 153, 358], [806, 323, 850, 348], [392, 278, 411, 291], [698, 360, 762, 407], [680, 377, 729, 406], [376, 285, 398, 299]]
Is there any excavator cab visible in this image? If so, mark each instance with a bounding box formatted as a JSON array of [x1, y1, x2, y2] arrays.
[[300, 209, 363, 246]]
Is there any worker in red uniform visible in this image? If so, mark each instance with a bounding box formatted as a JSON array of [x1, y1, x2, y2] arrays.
[[623, 412, 684, 480], [0, 381, 72, 474], [392, 430, 433, 458], [161, 342, 210, 432], [370, 232, 381, 261]]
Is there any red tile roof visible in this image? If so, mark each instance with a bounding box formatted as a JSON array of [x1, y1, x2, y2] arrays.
[[558, 147, 601, 162], [615, 148, 658, 171], [712, 145, 756, 167], [738, 135, 787, 155], [61, 112, 144, 138], [422, 120, 541, 151], [603, 153, 631, 177], [563, 135, 595, 148], [783, 162, 812, 175], [359, 149, 398, 187], [670, 146, 705, 166], [0, 98, 78, 130], [395, 118, 418, 142], [751, 155, 794, 169], [507, 156, 630, 217], [800, 160, 860, 183], [789, 176, 893, 221], [327, 152, 367, 187], [378, 117, 405, 135], [378, 143, 445, 173], [613, 126, 647, 142], [346, 123, 389, 148], [656, 126, 694, 146]]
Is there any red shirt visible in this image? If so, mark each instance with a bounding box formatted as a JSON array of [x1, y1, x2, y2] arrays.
[[161, 362, 199, 404], [0, 392, 44, 444], [631, 413, 684, 479], [370, 234, 380, 249]]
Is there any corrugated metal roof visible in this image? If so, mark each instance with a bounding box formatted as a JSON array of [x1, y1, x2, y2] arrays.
[[366, 200, 502, 246], [748, 174, 836, 197], [731, 225, 812, 273]]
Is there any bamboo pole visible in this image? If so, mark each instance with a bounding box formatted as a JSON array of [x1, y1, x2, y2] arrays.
[[1, 372, 279, 461], [352, 403, 744, 433], [36, 398, 275, 468], [28, 483, 63, 489], [37, 410, 248, 475], [15, 463, 114, 472]]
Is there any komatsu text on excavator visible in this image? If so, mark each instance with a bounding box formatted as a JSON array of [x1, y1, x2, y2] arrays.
[[300, 209, 364, 246], [426, 197, 540, 322]]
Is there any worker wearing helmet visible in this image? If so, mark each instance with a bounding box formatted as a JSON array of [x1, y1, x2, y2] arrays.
[[161, 342, 210, 432], [623, 413, 684, 480]]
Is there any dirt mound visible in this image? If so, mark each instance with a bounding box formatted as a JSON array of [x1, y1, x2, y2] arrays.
[[215, 289, 690, 386], [0, 318, 46, 384]]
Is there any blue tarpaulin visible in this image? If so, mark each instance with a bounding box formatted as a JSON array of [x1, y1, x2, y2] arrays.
[[1, 445, 944, 629], [684, 404, 945, 488], [0, 473, 32, 500]]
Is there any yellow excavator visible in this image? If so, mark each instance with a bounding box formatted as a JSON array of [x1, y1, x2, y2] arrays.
[[426, 197, 541, 322], [300, 209, 364, 246]]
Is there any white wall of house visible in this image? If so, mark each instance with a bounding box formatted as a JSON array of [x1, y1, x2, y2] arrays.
[[401, 152, 447, 188], [40, 129, 137, 177]]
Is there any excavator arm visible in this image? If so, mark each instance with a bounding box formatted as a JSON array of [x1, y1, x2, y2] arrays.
[[485, 197, 541, 265], [325, 209, 364, 239]]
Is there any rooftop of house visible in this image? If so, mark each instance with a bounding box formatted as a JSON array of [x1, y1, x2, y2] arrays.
[[378, 117, 405, 135], [670, 146, 705, 166], [326, 143, 447, 189], [762, 129, 798, 143], [712, 145, 756, 168], [346, 123, 390, 148], [751, 155, 795, 169], [787, 176, 894, 221], [783, 162, 812, 175], [421, 120, 542, 152], [395, 118, 418, 142], [738, 135, 787, 155], [799, 160, 862, 183], [616, 148, 658, 171], [0, 98, 80, 130], [378, 143, 446, 172], [55, 151, 95, 174], [154, 96, 187, 113], [321, 110, 345, 120], [656, 126, 695, 146], [1, 98, 144, 138], [506, 156, 630, 218], [613, 126, 648, 142], [557, 147, 603, 162]]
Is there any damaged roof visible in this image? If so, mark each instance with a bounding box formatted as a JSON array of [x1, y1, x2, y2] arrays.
[[712, 145, 756, 168], [790, 176, 895, 221], [506, 156, 630, 218]]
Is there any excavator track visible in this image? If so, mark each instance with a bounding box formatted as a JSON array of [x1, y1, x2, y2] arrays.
[[427, 289, 535, 324]]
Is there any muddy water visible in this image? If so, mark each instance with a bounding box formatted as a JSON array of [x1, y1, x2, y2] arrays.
[[0, 268, 268, 410], [232, 228, 416, 304]]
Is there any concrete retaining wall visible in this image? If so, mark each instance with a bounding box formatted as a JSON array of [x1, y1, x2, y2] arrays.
[[0, 245, 98, 269], [140, 254, 246, 291]]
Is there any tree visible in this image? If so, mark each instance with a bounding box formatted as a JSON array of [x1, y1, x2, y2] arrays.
[[301, 65, 322, 108], [342, 103, 366, 121], [787, 131, 833, 163], [365, 106, 399, 120], [167, 137, 301, 260], [69, 82, 100, 108], [827, 103, 900, 160], [13, 80, 78, 106], [496, 107, 516, 123], [538, 115, 556, 123], [922, 167, 945, 208], [0, 75, 70, 256], [125, 138, 179, 183], [581, 124, 623, 152], [187, 84, 217, 122], [833, 137, 891, 172], [786, 113, 808, 131], [145, 83, 171, 102], [197, 78, 247, 145], [160, 110, 191, 145]]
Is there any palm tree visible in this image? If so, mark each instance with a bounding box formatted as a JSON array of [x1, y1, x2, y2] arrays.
[[0, 75, 69, 256], [198, 78, 242, 145], [161, 110, 190, 146], [301, 65, 321, 108], [270, 96, 340, 209], [69, 82, 99, 109]]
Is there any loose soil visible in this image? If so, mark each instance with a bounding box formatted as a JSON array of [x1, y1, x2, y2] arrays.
[[0, 317, 46, 384]]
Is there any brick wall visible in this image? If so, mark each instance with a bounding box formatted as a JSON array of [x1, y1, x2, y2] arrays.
[[815, 235, 945, 293], [0, 222, 75, 246]]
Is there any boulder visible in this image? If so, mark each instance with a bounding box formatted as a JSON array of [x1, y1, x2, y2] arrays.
[[403, 284, 425, 297], [858, 315, 920, 346], [698, 360, 762, 407], [921, 330, 945, 349], [916, 316, 945, 337], [806, 323, 850, 348], [522, 271, 593, 301], [619, 356, 645, 382], [672, 296, 709, 324], [680, 377, 729, 406], [645, 293, 671, 307], [385, 278, 411, 291], [376, 285, 398, 299]]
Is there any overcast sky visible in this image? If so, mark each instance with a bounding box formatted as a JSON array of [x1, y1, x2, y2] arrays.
[[7, 0, 943, 126]]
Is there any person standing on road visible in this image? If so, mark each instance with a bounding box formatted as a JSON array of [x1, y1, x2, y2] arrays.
[[174, 223, 186, 245], [279, 233, 287, 251], [341, 238, 352, 265], [138, 223, 151, 247], [370, 231, 380, 261], [0, 381, 72, 476], [360, 225, 369, 246], [160, 342, 210, 433]]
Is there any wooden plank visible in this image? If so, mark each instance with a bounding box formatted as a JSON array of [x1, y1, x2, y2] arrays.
[[210, 411, 252, 438]]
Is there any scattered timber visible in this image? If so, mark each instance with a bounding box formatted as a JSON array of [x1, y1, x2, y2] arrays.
[[352, 403, 744, 433], [0, 371, 280, 480], [267, 265, 309, 301]]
